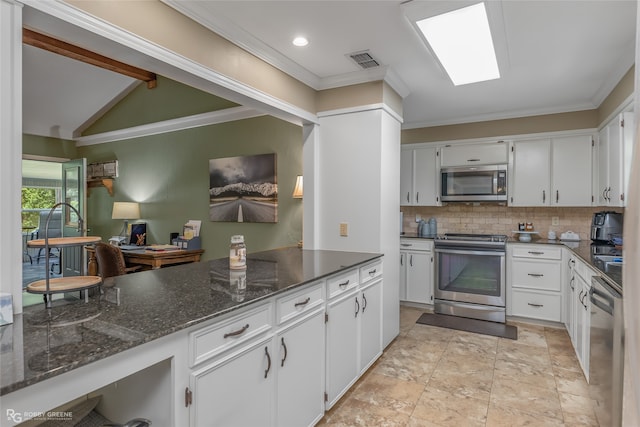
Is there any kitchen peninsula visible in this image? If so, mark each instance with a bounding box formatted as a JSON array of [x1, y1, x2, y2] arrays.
[[1, 247, 383, 426]]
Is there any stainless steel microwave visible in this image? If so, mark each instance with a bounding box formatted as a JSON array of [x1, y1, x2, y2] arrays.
[[440, 165, 507, 202]]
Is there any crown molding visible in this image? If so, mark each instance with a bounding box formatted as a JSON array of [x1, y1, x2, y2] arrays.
[[75, 107, 264, 146]]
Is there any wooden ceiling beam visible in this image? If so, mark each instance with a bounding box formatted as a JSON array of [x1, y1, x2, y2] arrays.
[[23, 28, 157, 89]]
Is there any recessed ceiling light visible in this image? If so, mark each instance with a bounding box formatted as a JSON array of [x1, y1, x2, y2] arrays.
[[416, 2, 500, 86], [292, 36, 309, 47]]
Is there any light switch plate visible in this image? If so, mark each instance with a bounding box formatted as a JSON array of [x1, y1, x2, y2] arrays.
[[551, 216, 560, 226], [339, 223, 348, 237]]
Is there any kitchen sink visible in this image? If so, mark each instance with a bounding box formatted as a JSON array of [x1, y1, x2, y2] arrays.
[[593, 255, 623, 273]]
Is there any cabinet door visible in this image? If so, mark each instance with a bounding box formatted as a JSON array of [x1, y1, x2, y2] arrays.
[[277, 309, 325, 427], [565, 257, 576, 345], [575, 275, 589, 376], [551, 135, 593, 206], [414, 147, 438, 206], [597, 126, 610, 205], [440, 142, 508, 167], [325, 291, 359, 408], [405, 251, 432, 304], [191, 337, 274, 427], [510, 139, 551, 206], [400, 149, 413, 205], [359, 279, 382, 374]]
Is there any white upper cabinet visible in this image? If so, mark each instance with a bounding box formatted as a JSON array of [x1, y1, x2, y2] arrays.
[[597, 111, 634, 206], [400, 146, 439, 206], [510, 134, 593, 206], [440, 141, 508, 167], [510, 139, 551, 206], [551, 135, 593, 206]]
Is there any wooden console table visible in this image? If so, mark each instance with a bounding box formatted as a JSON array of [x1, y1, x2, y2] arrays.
[[86, 246, 204, 275]]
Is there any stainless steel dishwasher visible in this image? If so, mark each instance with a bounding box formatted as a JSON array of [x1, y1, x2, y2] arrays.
[[589, 275, 624, 427]]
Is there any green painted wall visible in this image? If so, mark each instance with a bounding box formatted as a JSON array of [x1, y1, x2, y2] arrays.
[[78, 115, 303, 260], [83, 75, 239, 135], [23, 134, 78, 159]]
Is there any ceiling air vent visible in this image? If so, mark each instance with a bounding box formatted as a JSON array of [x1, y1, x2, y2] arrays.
[[348, 50, 381, 69]]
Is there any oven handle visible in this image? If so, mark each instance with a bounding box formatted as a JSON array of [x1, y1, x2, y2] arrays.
[[435, 248, 505, 257]]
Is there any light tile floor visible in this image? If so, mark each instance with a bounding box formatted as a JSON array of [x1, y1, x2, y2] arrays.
[[318, 306, 599, 426]]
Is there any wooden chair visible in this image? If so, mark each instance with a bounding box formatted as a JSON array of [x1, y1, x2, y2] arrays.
[[94, 242, 141, 279]]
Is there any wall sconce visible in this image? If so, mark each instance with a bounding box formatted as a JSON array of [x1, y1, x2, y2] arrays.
[[112, 202, 140, 238], [292, 175, 303, 199]]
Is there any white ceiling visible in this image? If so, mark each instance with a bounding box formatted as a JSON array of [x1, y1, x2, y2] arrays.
[[22, 0, 637, 139]]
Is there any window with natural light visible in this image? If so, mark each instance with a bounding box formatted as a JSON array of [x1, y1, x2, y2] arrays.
[[416, 2, 500, 86]]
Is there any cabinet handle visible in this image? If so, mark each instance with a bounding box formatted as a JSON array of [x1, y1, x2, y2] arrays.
[[280, 337, 287, 367], [527, 251, 544, 255], [406, 192, 410, 203], [362, 292, 367, 313], [527, 303, 544, 308], [579, 289, 584, 302], [368, 269, 376, 276], [570, 276, 575, 291], [224, 323, 249, 338], [401, 243, 412, 247], [416, 192, 419, 203], [556, 190, 559, 203], [264, 346, 271, 378], [400, 254, 404, 266], [410, 255, 413, 267], [355, 297, 360, 318], [294, 297, 311, 308], [528, 273, 544, 278], [542, 190, 546, 203], [602, 187, 608, 201], [338, 279, 349, 288], [467, 158, 480, 162]]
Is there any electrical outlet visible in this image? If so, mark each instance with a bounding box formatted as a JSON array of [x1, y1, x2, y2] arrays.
[[415, 214, 421, 222], [339, 223, 348, 237], [552, 216, 560, 226]]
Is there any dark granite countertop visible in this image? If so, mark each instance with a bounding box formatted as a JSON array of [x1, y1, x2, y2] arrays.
[[1, 247, 381, 396]]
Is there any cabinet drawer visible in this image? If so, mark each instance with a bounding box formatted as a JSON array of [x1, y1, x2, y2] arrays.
[[440, 142, 508, 167], [327, 268, 359, 299], [360, 259, 382, 284], [511, 289, 562, 322], [189, 303, 272, 367], [277, 281, 324, 325], [400, 239, 432, 252], [511, 259, 561, 291], [511, 245, 562, 260]]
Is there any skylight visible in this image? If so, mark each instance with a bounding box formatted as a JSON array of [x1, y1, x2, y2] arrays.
[[416, 2, 500, 86]]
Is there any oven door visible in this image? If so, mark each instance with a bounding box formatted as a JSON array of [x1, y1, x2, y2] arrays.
[[434, 248, 506, 307]]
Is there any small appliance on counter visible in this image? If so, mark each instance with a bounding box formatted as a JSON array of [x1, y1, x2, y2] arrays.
[[591, 211, 623, 243]]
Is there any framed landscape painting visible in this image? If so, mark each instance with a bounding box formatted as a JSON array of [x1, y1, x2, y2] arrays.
[[208, 153, 278, 223]]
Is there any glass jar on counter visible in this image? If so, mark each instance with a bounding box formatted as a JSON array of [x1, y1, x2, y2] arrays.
[[229, 235, 246, 270]]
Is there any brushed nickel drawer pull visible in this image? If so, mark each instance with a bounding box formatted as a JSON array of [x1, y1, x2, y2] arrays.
[[467, 158, 480, 162], [338, 279, 350, 288], [281, 337, 287, 367], [528, 303, 543, 308], [368, 269, 377, 276], [528, 251, 544, 255], [295, 297, 311, 307], [224, 324, 249, 338], [528, 273, 544, 277]]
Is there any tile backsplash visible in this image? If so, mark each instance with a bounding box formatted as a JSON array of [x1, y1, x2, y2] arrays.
[[401, 205, 624, 241]]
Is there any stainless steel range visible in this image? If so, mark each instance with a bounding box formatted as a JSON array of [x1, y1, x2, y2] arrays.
[[434, 233, 508, 323]]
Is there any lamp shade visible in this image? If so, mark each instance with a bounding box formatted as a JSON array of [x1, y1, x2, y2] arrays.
[[292, 175, 303, 199], [112, 202, 140, 220]]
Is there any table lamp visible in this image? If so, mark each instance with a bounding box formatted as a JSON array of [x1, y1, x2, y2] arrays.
[[112, 202, 140, 239]]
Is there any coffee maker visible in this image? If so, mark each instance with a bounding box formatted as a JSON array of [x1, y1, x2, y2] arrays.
[[591, 211, 623, 243]]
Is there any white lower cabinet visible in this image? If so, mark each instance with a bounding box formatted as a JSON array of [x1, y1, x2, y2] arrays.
[[190, 336, 274, 427], [565, 254, 577, 345], [507, 244, 563, 322], [276, 308, 326, 427], [326, 260, 383, 408], [188, 280, 330, 427], [573, 259, 594, 380], [400, 238, 434, 304], [325, 288, 359, 407]]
